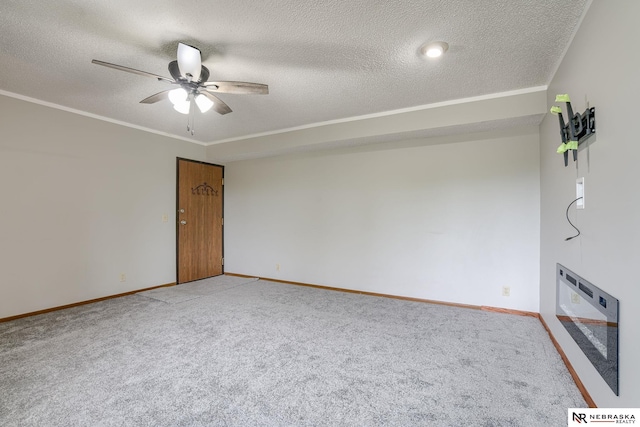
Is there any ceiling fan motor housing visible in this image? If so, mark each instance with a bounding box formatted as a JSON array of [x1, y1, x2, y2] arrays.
[[168, 60, 211, 90]]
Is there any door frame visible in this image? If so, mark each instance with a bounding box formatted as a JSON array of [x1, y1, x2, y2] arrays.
[[176, 157, 225, 283]]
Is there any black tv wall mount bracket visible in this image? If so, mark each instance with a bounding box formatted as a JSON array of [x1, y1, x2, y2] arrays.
[[550, 94, 596, 167]]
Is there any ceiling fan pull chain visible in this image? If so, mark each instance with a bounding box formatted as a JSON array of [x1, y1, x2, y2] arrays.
[[188, 96, 195, 135]]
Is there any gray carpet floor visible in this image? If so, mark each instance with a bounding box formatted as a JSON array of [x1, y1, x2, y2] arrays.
[[0, 276, 586, 426]]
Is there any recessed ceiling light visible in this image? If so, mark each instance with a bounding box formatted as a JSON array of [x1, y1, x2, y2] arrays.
[[421, 41, 449, 58]]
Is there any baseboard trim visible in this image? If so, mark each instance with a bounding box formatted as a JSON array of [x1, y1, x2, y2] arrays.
[[538, 314, 596, 408], [226, 273, 484, 310], [226, 272, 595, 407], [480, 306, 539, 318], [0, 282, 176, 323], [226, 273, 543, 314]]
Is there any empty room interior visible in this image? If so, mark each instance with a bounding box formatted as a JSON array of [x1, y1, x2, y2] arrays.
[[1, 0, 638, 424]]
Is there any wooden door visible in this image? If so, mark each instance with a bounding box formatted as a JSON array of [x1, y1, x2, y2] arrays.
[[176, 158, 224, 284]]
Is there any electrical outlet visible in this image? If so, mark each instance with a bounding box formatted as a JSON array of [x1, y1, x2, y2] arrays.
[[276, 263, 280, 271], [502, 286, 511, 297], [571, 292, 580, 304], [162, 214, 169, 223], [119, 273, 126, 282]]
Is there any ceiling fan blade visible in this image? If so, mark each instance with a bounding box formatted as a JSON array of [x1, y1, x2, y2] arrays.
[[177, 43, 201, 81], [140, 90, 172, 104], [203, 81, 269, 95], [91, 60, 174, 83], [199, 91, 232, 115]]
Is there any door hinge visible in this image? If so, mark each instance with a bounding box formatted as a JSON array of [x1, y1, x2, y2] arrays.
[[221, 178, 224, 186], [221, 218, 224, 226], [221, 257, 224, 266]]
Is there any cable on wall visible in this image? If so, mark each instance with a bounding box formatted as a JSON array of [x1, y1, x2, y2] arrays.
[[565, 197, 583, 241]]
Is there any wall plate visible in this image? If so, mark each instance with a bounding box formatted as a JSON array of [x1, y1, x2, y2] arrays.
[[576, 177, 585, 209]]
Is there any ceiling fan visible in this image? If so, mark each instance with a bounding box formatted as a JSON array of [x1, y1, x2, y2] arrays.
[[92, 43, 268, 135]]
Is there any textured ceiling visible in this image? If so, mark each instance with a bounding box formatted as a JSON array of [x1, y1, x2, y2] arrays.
[[0, 0, 589, 145]]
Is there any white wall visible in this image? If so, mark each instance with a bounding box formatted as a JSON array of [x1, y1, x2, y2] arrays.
[[539, 1, 640, 407], [0, 94, 206, 318], [221, 128, 541, 311]]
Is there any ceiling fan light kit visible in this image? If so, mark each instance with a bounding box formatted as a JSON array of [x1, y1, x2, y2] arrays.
[[92, 42, 269, 135]]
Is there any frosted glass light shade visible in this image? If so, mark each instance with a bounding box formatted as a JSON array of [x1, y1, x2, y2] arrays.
[[173, 100, 190, 115], [195, 94, 214, 113], [168, 88, 188, 105], [177, 43, 202, 81]]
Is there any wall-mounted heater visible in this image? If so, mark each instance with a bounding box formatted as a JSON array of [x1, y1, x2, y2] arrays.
[[556, 264, 619, 395]]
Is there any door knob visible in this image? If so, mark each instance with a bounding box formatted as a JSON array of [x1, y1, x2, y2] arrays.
[[180, 220, 187, 225]]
